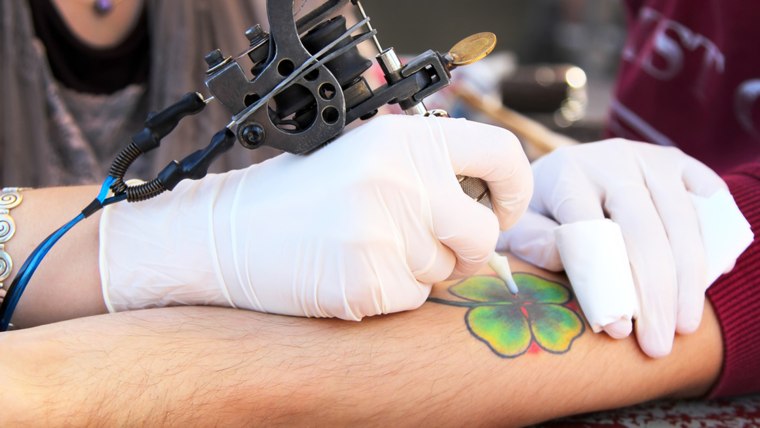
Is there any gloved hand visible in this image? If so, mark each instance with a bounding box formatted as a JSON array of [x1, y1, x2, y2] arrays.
[[498, 139, 747, 357], [99, 115, 532, 320]]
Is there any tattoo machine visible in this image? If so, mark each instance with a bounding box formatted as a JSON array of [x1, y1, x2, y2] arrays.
[[0, 0, 517, 331]]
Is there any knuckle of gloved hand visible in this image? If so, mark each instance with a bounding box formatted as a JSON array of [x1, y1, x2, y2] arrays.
[[605, 137, 631, 147], [353, 115, 411, 152], [369, 112, 406, 128], [489, 124, 522, 154], [339, 151, 416, 198], [367, 114, 424, 145], [454, 260, 486, 279], [455, 241, 495, 276], [549, 192, 587, 221], [665, 146, 690, 164], [597, 138, 637, 153], [498, 132, 533, 182], [384, 284, 431, 314], [340, 219, 399, 255], [346, 283, 383, 320], [318, 269, 382, 320], [343, 271, 429, 318], [409, 288, 432, 310], [540, 145, 578, 172], [674, 237, 705, 272]]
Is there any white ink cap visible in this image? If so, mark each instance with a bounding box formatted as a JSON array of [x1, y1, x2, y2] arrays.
[[488, 252, 519, 294]]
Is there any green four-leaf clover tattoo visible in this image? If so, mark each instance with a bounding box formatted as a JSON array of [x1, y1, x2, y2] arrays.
[[429, 273, 585, 358]]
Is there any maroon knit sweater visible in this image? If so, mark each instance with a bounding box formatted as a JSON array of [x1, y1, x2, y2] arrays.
[[707, 161, 760, 398]]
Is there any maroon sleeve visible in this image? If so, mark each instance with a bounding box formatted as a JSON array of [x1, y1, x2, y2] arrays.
[[706, 161, 760, 398]]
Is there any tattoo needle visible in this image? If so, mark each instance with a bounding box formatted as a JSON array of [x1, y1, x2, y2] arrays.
[[488, 253, 519, 294]]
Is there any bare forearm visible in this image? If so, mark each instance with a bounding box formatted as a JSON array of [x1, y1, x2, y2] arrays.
[[0, 265, 722, 426], [0, 186, 725, 425]]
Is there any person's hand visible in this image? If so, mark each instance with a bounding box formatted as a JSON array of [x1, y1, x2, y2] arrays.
[[99, 115, 532, 320], [498, 139, 739, 357]]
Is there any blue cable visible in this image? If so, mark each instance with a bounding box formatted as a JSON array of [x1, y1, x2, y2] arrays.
[[0, 177, 123, 331]]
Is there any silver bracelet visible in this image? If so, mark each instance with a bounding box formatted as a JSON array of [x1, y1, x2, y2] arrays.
[[0, 187, 27, 292]]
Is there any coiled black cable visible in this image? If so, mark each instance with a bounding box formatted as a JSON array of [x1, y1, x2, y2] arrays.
[[108, 141, 143, 195], [126, 179, 167, 202]]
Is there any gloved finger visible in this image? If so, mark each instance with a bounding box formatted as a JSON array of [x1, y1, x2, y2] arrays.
[[532, 166, 605, 224], [644, 169, 708, 334], [497, 210, 564, 272], [430, 189, 501, 279], [606, 186, 678, 358], [681, 153, 727, 197], [405, 218, 458, 285], [432, 117, 533, 230], [405, 117, 502, 278], [603, 319, 634, 339]]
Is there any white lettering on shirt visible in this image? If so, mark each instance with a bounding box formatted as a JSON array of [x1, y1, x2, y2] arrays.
[[623, 6, 725, 96]]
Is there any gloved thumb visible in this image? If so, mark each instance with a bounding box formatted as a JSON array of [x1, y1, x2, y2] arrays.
[[497, 210, 564, 272]]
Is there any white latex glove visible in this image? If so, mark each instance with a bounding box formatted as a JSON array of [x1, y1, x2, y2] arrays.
[[498, 139, 750, 357], [100, 115, 532, 320]]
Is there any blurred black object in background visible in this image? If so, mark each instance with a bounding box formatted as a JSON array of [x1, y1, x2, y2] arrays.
[[501, 64, 587, 125]]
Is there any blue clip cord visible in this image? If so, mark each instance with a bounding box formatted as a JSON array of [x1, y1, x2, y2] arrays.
[[0, 176, 125, 331]]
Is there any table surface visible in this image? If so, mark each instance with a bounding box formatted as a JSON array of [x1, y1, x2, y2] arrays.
[[538, 394, 760, 427]]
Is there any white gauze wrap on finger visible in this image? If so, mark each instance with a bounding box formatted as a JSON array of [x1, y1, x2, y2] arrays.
[[556, 189, 752, 337], [691, 189, 753, 285], [555, 219, 638, 334]]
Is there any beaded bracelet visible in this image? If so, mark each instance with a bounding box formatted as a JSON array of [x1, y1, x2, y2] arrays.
[[0, 188, 27, 292]]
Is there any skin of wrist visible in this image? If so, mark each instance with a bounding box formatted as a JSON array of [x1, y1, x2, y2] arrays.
[[9, 187, 107, 328]]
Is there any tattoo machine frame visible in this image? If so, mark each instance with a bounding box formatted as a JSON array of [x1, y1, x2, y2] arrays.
[[108, 0, 496, 202]]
